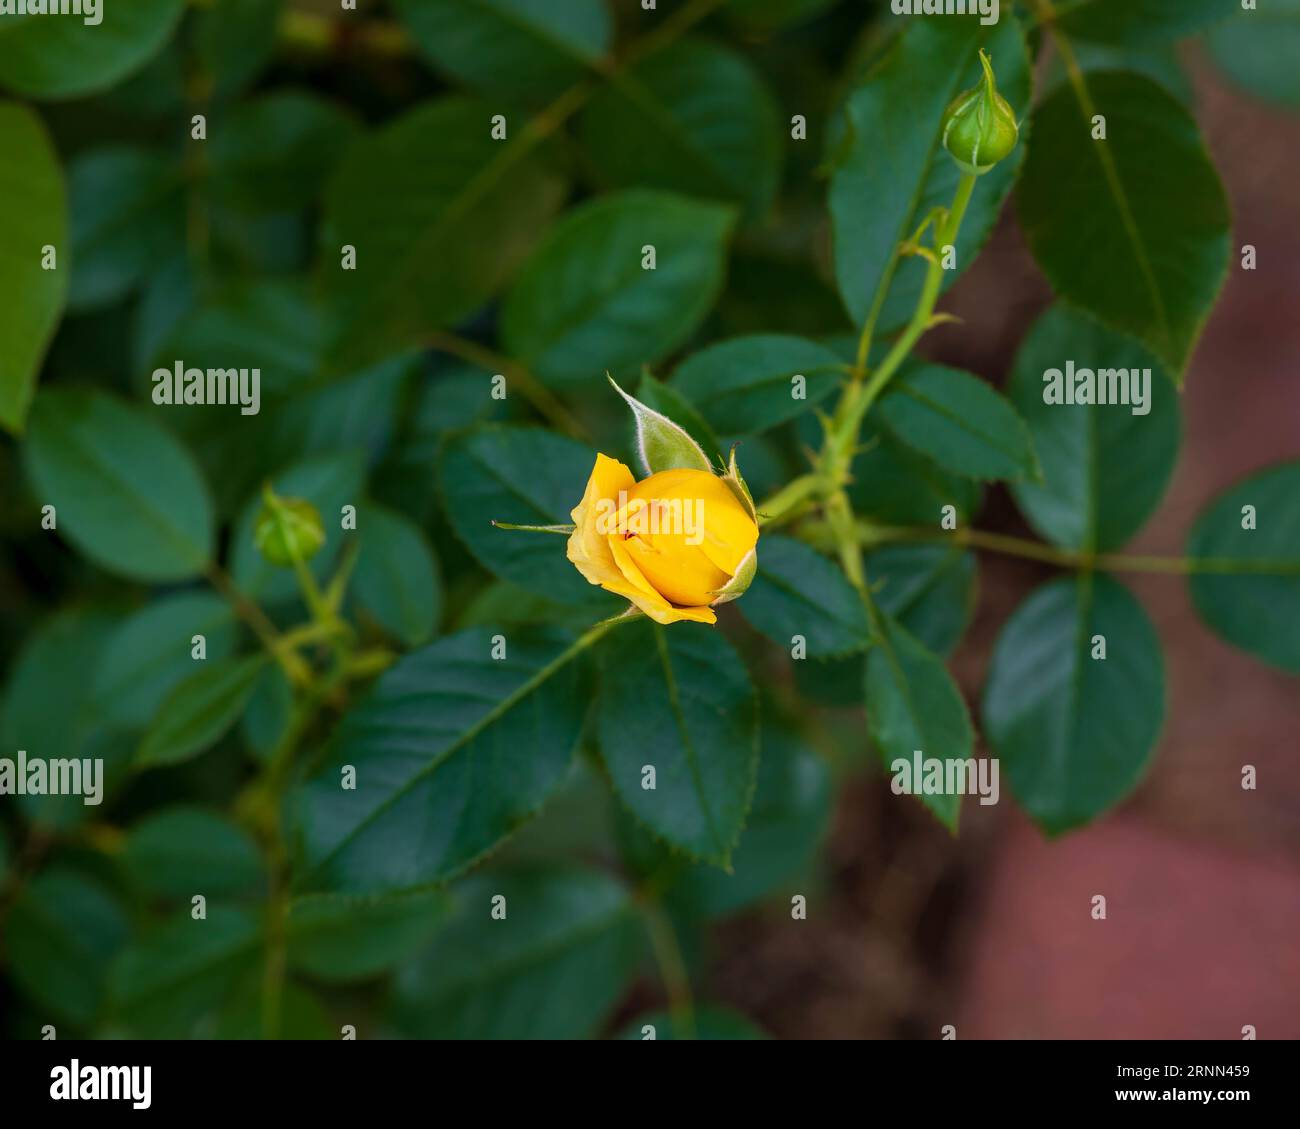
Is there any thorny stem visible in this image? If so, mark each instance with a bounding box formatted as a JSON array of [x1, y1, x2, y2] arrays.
[[837, 173, 977, 451], [804, 173, 980, 610]]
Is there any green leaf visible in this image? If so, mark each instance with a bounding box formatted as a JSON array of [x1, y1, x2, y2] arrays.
[[843, 417, 984, 528], [596, 620, 758, 864], [122, 807, 264, 900], [136, 655, 268, 768], [1018, 72, 1230, 378], [7, 868, 129, 1027], [149, 275, 322, 395], [240, 663, 293, 760], [0, 608, 128, 827], [671, 335, 845, 434], [738, 534, 870, 657], [109, 905, 262, 1037], [1046, 41, 1193, 106], [210, 91, 358, 214], [794, 545, 976, 709], [439, 424, 612, 607], [0, 103, 66, 435], [230, 450, 366, 605], [581, 39, 783, 223], [1055, 0, 1232, 46], [453, 581, 598, 634], [0, 0, 185, 99], [635, 372, 723, 466], [878, 363, 1039, 482], [294, 626, 593, 892], [864, 612, 973, 832], [208, 980, 333, 1040], [392, 0, 611, 103], [983, 573, 1165, 834], [323, 96, 566, 371], [830, 14, 1030, 333], [1208, 0, 1300, 108], [1187, 462, 1300, 673], [390, 867, 644, 1039], [353, 504, 442, 647], [668, 721, 830, 917], [618, 1006, 768, 1040], [194, 0, 284, 100], [286, 889, 451, 983], [24, 388, 215, 580], [153, 281, 413, 515], [1006, 304, 1181, 553], [610, 375, 712, 475], [67, 148, 186, 311], [132, 254, 195, 373], [91, 592, 238, 729], [501, 190, 736, 387], [867, 544, 976, 658]]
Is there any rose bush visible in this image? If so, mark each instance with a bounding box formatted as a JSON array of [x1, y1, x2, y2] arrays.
[[0, 0, 1297, 1042]]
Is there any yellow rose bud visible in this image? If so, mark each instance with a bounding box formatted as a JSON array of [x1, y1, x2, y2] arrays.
[[566, 454, 759, 626]]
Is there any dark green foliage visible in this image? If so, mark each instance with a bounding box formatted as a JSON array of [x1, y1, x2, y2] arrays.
[[0, 0, 1293, 1043]]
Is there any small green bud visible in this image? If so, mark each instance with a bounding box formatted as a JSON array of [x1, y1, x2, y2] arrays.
[[254, 487, 325, 567], [941, 49, 1019, 176]]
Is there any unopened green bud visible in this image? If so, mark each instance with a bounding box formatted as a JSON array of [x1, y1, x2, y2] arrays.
[[254, 487, 325, 567], [941, 49, 1019, 176]]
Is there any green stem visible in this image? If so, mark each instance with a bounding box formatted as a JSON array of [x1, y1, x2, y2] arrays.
[[812, 173, 980, 600], [640, 900, 695, 1040], [757, 473, 822, 529], [323, 540, 361, 618], [801, 520, 1300, 577], [255, 648, 351, 1040], [205, 563, 311, 687], [291, 554, 331, 625], [843, 172, 977, 439]]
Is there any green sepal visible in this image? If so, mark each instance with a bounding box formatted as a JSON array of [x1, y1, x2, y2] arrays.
[[608, 374, 711, 475], [720, 445, 758, 524], [710, 547, 757, 606]]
